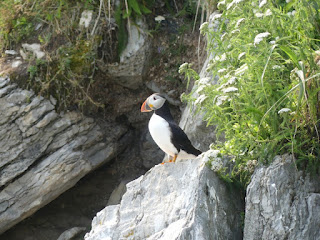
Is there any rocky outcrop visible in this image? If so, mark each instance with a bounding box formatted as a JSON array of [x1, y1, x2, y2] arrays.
[[0, 77, 126, 234], [244, 154, 320, 240], [85, 152, 244, 240], [103, 19, 151, 90]]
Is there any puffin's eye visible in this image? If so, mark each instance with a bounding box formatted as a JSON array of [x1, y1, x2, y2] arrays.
[[153, 97, 156, 100]]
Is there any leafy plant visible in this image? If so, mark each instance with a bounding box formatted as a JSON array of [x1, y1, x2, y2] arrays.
[[0, 0, 113, 110], [182, 0, 320, 185]]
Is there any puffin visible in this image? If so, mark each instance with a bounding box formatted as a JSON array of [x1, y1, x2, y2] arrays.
[[141, 93, 201, 163]]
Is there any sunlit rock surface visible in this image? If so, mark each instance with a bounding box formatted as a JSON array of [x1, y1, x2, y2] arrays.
[[105, 19, 150, 90], [85, 156, 244, 240], [0, 77, 125, 234], [244, 155, 320, 240]]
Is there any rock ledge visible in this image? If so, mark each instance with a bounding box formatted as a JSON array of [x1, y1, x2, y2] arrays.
[[85, 154, 244, 240]]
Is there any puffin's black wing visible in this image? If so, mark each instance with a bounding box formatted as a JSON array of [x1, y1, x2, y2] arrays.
[[168, 122, 202, 156]]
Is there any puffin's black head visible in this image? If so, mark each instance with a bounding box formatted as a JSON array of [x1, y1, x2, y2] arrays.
[[141, 93, 166, 112]]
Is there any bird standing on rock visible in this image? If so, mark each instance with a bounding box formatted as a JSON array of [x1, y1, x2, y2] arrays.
[[141, 93, 201, 163]]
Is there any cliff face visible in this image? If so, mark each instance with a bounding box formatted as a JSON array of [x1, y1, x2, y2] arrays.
[[244, 155, 320, 240], [0, 77, 126, 234], [0, 2, 201, 238], [1, 2, 319, 239], [84, 15, 320, 239]]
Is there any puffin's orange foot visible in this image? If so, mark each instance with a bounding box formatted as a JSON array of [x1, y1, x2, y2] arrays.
[[161, 160, 173, 165]]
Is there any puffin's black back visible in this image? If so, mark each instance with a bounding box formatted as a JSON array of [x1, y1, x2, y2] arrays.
[[155, 101, 202, 156]]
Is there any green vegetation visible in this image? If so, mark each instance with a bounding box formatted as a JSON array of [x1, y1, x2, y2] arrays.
[[181, 0, 320, 184], [0, 0, 154, 110], [0, 0, 109, 110]]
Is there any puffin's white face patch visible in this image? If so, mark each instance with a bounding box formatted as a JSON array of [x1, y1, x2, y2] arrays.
[[147, 94, 165, 110]]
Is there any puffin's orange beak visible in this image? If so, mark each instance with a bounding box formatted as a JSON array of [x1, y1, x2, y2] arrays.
[[141, 99, 153, 112]]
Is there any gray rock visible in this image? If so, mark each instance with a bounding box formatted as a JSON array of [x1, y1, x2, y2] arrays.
[[179, 53, 219, 152], [0, 77, 126, 234], [5, 50, 18, 55], [244, 155, 320, 240], [85, 156, 244, 240], [21, 43, 45, 59], [105, 19, 151, 89], [107, 181, 127, 206], [57, 227, 86, 240]]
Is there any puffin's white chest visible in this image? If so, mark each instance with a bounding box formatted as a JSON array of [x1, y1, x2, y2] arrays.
[[148, 114, 177, 156]]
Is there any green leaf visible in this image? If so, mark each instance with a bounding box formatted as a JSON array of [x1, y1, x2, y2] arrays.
[[140, 4, 152, 14], [279, 45, 299, 68], [128, 0, 141, 15], [122, 8, 132, 19], [285, 0, 296, 11]]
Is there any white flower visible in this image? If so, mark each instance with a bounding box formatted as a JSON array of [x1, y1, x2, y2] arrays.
[[221, 33, 227, 40], [223, 87, 238, 93], [218, 68, 227, 73], [155, 15, 165, 22], [269, 40, 276, 45], [210, 13, 222, 22], [220, 53, 227, 61], [254, 32, 271, 46], [195, 94, 207, 105], [199, 22, 209, 33], [255, 9, 272, 18], [217, 0, 226, 8], [272, 65, 281, 70], [290, 111, 296, 115], [259, 0, 267, 8], [278, 108, 291, 114], [238, 52, 246, 60], [235, 18, 245, 28], [227, 76, 237, 85], [179, 63, 189, 73], [198, 77, 211, 85], [217, 76, 237, 91], [216, 95, 229, 106], [196, 85, 205, 94], [214, 53, 227, 62], [202, 150, 223, 171], [231, 29, 240, 34], [227, 0, 244, 10], [235, 64, 248, 75], [292, 10, 296, 15], [265, 9, 272, 16], [286, 0, 291, 2], [255, 13, 264, 18]]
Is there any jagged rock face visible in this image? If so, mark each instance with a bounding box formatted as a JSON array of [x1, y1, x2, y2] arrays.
[[85, 156, 244, 240], [0, 77, 126, 234], [244, 155, 320, 240]]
